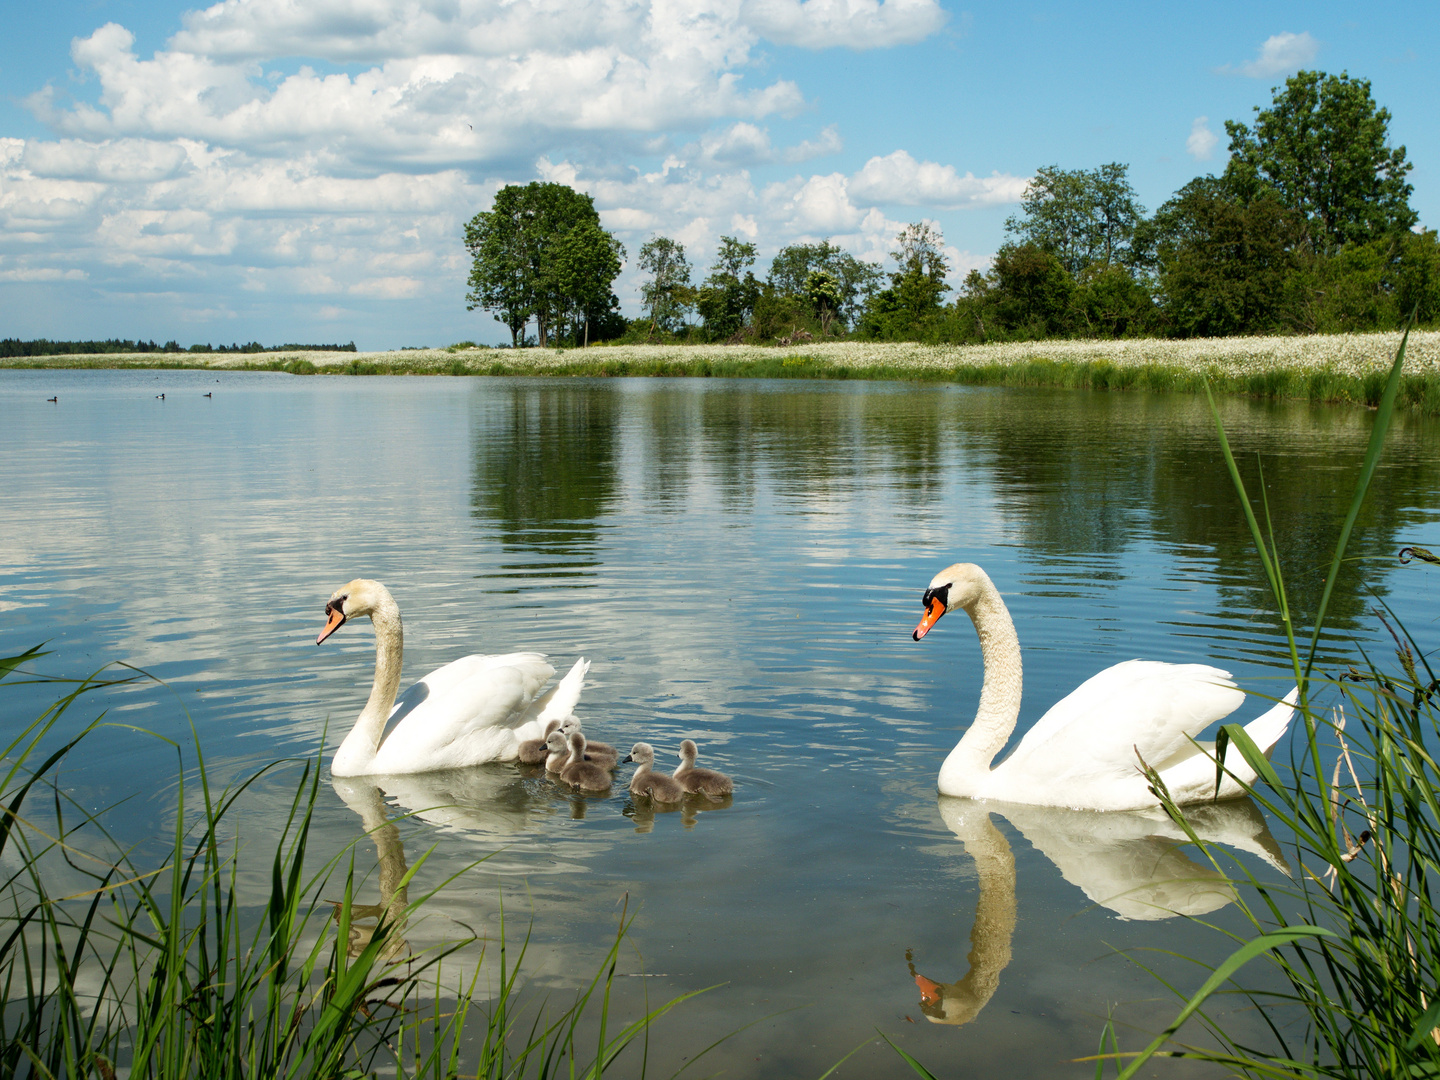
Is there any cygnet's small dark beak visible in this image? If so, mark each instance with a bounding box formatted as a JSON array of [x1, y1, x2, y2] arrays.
[[621, 754, 634, 764]]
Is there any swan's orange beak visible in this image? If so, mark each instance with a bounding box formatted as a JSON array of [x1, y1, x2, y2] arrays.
[[914, 973, 943, 1006], [913, 597, 945, 640], [316, 602, 347, 645]]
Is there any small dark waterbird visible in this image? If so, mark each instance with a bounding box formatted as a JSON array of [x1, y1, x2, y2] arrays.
[[203, 392, 212, 398], [46, 396, 57, 403], [156, 393, 165, 400]]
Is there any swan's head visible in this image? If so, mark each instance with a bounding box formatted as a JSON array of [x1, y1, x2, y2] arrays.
[[545, 730, 569, 752], [623, 742, 655, 766], [568, 730, 587, 754], [678, 739, 698, 764], [316, 578, 392, 644], [913, 563, 990, 641]]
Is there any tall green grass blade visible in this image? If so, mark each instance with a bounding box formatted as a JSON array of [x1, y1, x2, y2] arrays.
[[1114, 927, 1334, 1079], [876, 1030, 940, 1079], [1304, 322, 1412, 679], [0, 645, 48, 682]]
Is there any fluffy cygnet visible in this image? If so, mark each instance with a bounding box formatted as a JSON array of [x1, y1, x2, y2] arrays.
[[560, 731, 612, 792], [673, 739, 733, 798], [517, 719, 564, 765], [564, 718, 618, 766], [623, 743, 685, 803], [544, 730, 572, 772]]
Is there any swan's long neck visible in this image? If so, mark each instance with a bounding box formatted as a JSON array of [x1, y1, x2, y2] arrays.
[[335, 595, 403, 772], [940, 585, 1023, 790]]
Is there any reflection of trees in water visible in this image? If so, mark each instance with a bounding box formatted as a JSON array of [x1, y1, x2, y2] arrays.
[[467, 380, 1438, 642], [695, 385, 951, 512], [954, 390, 1438, 641], [470, 385, 621, 565]]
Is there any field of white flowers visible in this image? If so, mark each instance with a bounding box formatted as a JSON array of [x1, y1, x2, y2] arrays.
[[8, 330, 1436, 378], [204, 331, 1440, 377]]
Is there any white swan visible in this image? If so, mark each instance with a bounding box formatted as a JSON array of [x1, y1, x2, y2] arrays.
[[318, 579, 589, 776], [912, 563, 1297, 811]]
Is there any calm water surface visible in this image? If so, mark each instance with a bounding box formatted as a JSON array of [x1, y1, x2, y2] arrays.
[[4, 369, 1440, 1077]]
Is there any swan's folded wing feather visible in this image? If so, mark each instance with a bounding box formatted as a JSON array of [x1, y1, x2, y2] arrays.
[[381, 656, 556, 764], [1002, 660, 1244, 783]]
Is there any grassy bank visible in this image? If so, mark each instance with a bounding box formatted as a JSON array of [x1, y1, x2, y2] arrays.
[[8, 332, 1440, 414]]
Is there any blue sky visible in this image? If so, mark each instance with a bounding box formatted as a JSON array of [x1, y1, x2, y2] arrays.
[[1, 0, 1435, 349]]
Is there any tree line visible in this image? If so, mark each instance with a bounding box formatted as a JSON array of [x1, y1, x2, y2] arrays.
[[0, 339, 358, 357], [464, 70, 1437, 346]]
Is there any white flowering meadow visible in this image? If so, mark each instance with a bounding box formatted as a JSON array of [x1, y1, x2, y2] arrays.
[[14, 330, 1437, 378], [244, 331, 1440, 377]]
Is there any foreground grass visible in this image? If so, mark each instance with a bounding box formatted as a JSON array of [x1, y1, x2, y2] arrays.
[[9, 332, 1440, 414], [0, 654, 701, 1079]]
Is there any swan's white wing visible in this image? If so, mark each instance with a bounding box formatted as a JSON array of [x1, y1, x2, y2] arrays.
[[376, 654, 557, 770], [1001, 660, 1244, 786]]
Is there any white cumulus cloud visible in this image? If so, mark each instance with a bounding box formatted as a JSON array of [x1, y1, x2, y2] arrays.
[[1223, 31, 1321, 78], [742, 0, 946, 49], [849, 150, 1029, 209], [1186, 116, 1219, 161]]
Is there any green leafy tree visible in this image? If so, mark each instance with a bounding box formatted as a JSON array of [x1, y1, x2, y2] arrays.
[[768, 241, 883, 330], [464, 182, 616, 347], [857, 223, 951, 339], [1149, 176, 1304, 337], [550, 222, 626, 346], [695, 236, 760, 340], [1005, 163, 1146, 275], [1225, 70, 1416, 254], [637, 236, 691, 336], [805, 270, 842, 335]]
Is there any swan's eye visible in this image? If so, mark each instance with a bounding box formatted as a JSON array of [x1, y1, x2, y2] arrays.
[[327, 597, 347, 616], [922, 584, 950, 610]]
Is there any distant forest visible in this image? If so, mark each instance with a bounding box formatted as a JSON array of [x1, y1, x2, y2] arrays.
[[467, 69, 1438, 349], [0, 340, 358, 357]]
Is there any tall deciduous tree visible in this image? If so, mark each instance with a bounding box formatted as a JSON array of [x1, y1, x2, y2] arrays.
[[1005, 163, 1145, 275], [550, 222, 626, 347], [1149, 176, 1304, 337], [695, 236, 760, 340], [1224, 70, 1416, 254], [464, 182, 621, 347], [637, 236, 691, 335], [769, 240, 882, 330]]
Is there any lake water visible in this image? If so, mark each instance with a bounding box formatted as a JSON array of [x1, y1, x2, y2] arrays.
[[3, 368, 1440, 1077]]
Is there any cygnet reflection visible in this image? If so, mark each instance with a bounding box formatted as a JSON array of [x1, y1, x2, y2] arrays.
[[938, 794, 1287, 921], [623, 793, 734, 833], [907, 801, 1015, 1026]]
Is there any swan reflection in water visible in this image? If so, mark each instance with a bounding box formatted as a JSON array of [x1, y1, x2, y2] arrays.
[[908, 795, 1286, 1025], [330, 778, 415, 963], [330, 766, 575, 959]]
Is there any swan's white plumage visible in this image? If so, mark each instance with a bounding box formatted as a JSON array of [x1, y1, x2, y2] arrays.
[[918, 563, 1296, 811], [321, 579, 589, 776]]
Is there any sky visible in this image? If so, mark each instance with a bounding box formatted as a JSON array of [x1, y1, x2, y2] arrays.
[[0, 0, 1436, 350]]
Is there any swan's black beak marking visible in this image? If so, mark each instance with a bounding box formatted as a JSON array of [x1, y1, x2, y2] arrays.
[[622, 754, 634, 764], [316, 597, 348, 645]]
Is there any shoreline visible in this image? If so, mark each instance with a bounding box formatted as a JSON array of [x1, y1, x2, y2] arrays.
[[6, 331, 1439, 413]]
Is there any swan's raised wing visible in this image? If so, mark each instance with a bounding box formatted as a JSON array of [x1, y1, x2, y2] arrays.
[[1001, 660, 1244, 786]]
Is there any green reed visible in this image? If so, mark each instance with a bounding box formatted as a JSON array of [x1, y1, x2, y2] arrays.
[[0, 652, 701, 1079], [1083, 325, 1440, 1078]]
